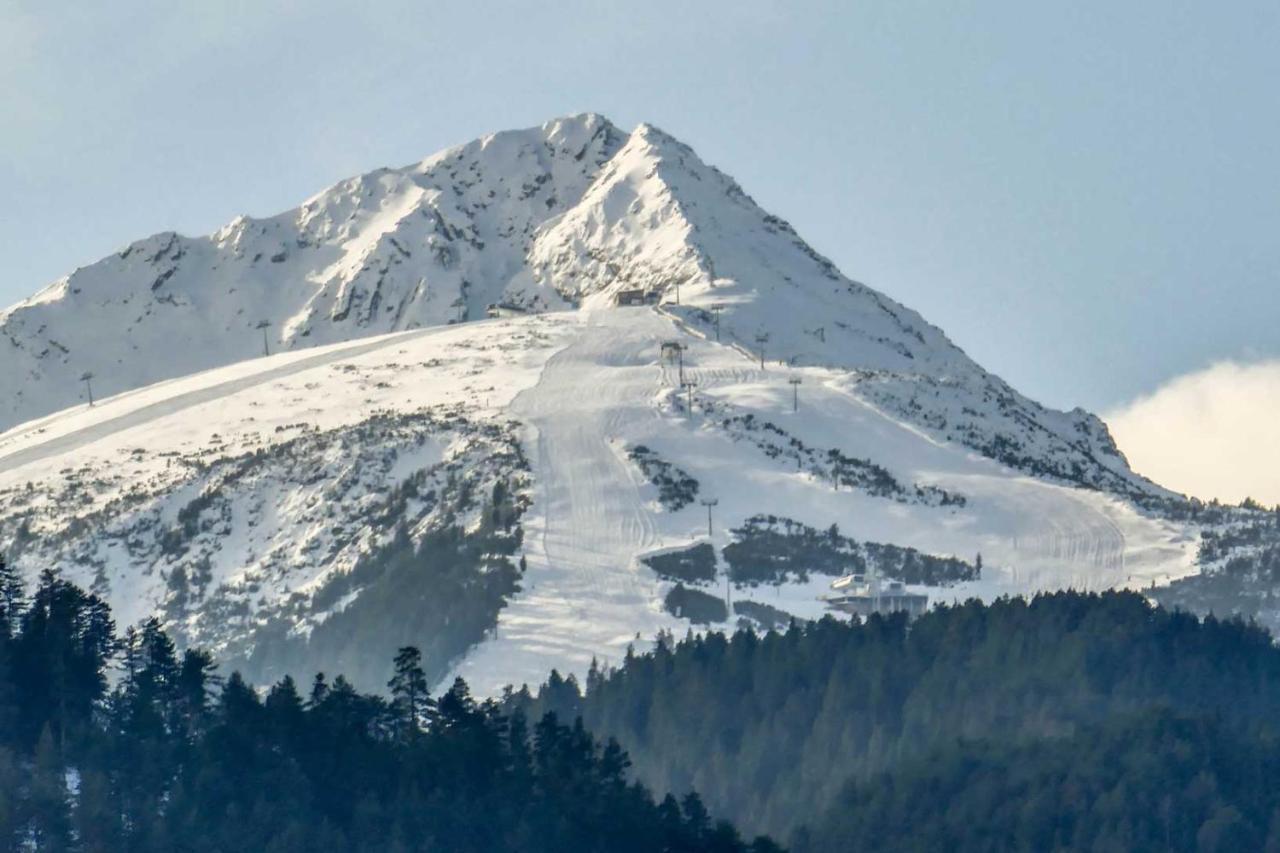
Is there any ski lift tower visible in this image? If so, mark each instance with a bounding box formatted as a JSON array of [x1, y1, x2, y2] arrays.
[[680, 378, 698, 416], [710, 304, 725, 342], [788, 377, 802, 412], [256, 319, 272, 357], [661, 341, 686, 384], [754, 332, 770, 370], [700, 497, 718, 537], [80, 372, 95, 407]]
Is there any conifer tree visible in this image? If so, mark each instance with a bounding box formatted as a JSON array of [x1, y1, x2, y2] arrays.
[[307, 672, 329, 707], [388, 646, 431, 738], [0, 746, 18, 850], [0, 560, 772, 851], [0, 556, 24, 639], [28, 725, 71, 851], [74, 769, 122, 853], [174, 648, 217, 740]]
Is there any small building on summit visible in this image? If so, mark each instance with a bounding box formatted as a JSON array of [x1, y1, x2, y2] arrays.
[[486, 302, 528, 319], [614, 289, 662, 307]]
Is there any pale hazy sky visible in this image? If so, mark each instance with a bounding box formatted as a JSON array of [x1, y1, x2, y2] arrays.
[[3, 1, 1278, 500]]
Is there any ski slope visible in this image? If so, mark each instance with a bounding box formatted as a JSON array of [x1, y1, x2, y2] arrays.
[[450, 307, 1194, 693], [0, 111, 1201, 694], [455, 310, 678, 692], [0, 314, 575, 634], [2, 113, 1155, 500], [0, 329, 449, 475], [0, 304, 1196, 693]]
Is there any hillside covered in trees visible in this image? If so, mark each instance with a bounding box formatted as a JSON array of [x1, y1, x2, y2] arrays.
[[12, 540, 1280, 852], [0, 558, 776, 852], [520, 591, 1280, 850]]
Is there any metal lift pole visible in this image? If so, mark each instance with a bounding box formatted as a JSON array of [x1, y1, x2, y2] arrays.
[[700, 498, 718, 537]]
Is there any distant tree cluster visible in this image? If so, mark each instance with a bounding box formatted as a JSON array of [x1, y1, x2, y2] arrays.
[[712, 412, 963, 507], [663, 584, 728, 625], [1154, 505, 1280, 634], [807, 710, 1280, 852], [730, 600, 795, 631], [238, 480, 526, 692], [519, 590, 1280, 849], [721, 515, 976, 586], [642, 544, 718, 585], [627, 446, 700, 511], [0, 557, 776, 853]]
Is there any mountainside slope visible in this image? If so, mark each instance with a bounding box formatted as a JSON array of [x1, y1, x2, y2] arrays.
[[529, 122, 1147, 494], [0, 113, 1197, 693], [4, 114, 1154, 498], [0, 307, 1194, 694], [0, 114, 622, 432]]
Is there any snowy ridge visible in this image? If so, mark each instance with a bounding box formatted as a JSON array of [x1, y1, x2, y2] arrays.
[[0, 114, 1197, 694], [0, 308, 1195, 695], [527, 122, 1149, 494], [0, 114, 623, 432], [6, 113, 1149, 497]]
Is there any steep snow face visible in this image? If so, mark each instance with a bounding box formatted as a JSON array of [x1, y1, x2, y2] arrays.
[[0, 315, 575, 689], [530, 123, 1151, 495], [533, 123, 981, 375], [0, 309, 1195, 696], [2, 113, 1151, 497], [0, 114, 623, 432]]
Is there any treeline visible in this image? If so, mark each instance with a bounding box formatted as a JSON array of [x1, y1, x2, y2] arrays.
[[239, 514, 523, 692], [628, 446, 700, 511], [807, 710, 1280, 852], [0, 558, 778, 852], [722, 515, 976, 586], [518, 590, 1280, 849], [1154, 507, 1280, 635]]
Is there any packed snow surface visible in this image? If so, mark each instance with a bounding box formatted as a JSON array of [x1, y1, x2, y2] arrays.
[[0, 112, 1197, 693], [0, 307, 1194, 694], [2, 114, 1150, 498]]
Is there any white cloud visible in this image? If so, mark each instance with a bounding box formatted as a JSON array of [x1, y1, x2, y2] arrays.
[[1105, 360, 1280, 507]]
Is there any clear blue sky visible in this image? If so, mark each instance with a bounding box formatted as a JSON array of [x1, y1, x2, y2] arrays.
[[3, 0, 1277, 413]]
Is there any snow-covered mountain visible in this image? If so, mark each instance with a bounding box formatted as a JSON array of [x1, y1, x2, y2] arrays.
[[3, 114, 1143, 495], [0, 114, 1196, 694]]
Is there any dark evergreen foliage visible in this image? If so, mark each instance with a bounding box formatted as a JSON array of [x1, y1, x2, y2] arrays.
[[521, 590, 1280, 848], [238, 513, 523, 692], [1154, 509, 1280, 633], [712, 412, 963, 507], [642, 544, 718, 585], [0, 567, 773, 853], [803, 711, 1280, 853], [730, 600, 795, 631], [722, 515, 975, 586], [663, 584, 728, 624], [627, 446, 700, 511]]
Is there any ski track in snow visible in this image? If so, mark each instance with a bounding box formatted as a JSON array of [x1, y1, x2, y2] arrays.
[[454, 309, 682, 693], [451, 307, 1194, 694], [0, 329, 439, 476], [0, 111, 1200, 698], [0, 306, 1196, 697]]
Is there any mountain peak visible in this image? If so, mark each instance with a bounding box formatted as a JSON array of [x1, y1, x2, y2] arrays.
[[0, 114, 1186, 701], [417, 111, 623, 175], [629, 120, 686, 148], [0, 114, 1154, 497]]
